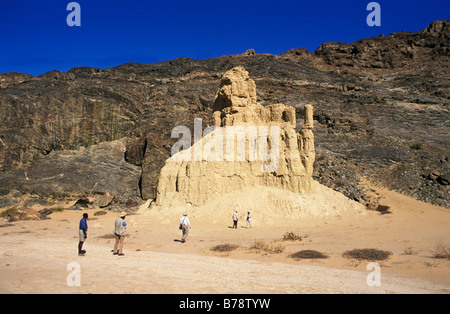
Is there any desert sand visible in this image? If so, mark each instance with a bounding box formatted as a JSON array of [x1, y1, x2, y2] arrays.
[[0, 181, 449, 294]]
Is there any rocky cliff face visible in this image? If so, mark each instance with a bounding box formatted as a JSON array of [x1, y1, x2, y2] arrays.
[[156, 67, 315, 206], [0, 139, 141, 200], [0, 20, 448, 209]]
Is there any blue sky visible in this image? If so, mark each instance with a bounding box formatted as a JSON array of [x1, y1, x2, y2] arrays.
[[0, 0, 448, 76]]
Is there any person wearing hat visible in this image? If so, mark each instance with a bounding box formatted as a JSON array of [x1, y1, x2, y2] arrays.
[[179, 213, 191, 243], [113, 212, 127, 256]]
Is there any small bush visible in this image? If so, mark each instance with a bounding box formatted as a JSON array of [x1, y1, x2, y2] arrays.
[[250, 240, 284, 254], [409, 141, 423, 150], [289, 250, 328, 260], [0, 207, 17, 218], [402, 247, 416, 255], [333, 179, 346, 188], [210, 244, 239, 252], [283, 231, 302, 241], [343, 248, 392, 261], [375, 205, 392, 215], [431, 243, 450, 260], [54, 205, 65, 212]]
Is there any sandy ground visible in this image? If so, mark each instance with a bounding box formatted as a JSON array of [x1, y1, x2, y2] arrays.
[[0, 184, 449, 294]]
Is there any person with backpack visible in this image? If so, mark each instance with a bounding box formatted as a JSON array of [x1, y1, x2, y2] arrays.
[[179, 213, 191, 243], [113, 212, 127, 256]]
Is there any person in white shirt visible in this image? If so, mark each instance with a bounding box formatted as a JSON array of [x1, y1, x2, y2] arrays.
[[246, 211, 252, 228], [179, 213, 191, 243], [113, 212, 127, 256]]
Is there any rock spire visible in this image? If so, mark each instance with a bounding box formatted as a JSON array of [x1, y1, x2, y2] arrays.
[[156, 67, 315, 207]]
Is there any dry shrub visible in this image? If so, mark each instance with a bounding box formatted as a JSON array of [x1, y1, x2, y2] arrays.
[[289, 250, 328, 260], [409, 141, 423, 150], [431, 243, 450, 259], [250, 240, 284, 254], [343, 248, 392, 261], [333, 179, 346, 188], [376, 205, 392, 215], [0, 207, 17, 218], [210, 243, 239, 252], [283, 231, 302, 241], [402, 247, 416, 255]]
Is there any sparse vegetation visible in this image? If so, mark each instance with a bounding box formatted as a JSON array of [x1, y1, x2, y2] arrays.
[[402, 247, 416, 255], [375, 204, 392, 215], [333, 178, 346, 188], [0, 207, 17, 218], [430, 243, 450, 260], [289, 250, 328, 260], [283, 231, 302, 241], [210, 244, 239, 252], [54, 205, 65, 212], [250, 240, 284, 254], [409, 141, 423, 150], [343, 248, 392, 261]]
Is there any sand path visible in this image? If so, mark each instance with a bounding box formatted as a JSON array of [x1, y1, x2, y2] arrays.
[[0, 236, 447, 294], [0, 186, 449, 294]]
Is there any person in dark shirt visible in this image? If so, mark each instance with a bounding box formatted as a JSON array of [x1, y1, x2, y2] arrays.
[[78, 213, 88, 256]]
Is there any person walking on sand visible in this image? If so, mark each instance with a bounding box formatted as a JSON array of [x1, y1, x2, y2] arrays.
[[113, 212, 127, 256], [78, 213, 88, 256], [246, 211, 252, 228], [232, 211, 239, 229], [179, 213, 191, 243]]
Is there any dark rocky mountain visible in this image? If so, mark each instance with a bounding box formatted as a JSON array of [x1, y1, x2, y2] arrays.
[[0, 20, 448, 209]]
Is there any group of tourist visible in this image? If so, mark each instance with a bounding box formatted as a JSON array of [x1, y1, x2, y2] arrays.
[[77, 210, 253, 256], [232, 211, 252, 229]]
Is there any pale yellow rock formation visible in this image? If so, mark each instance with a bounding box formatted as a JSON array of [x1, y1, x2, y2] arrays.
[[156, 67, 316, 207]]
